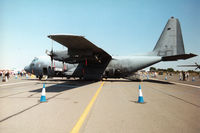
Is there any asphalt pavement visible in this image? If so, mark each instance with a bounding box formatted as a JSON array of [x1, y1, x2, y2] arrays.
[[0, 76, 200, 133]]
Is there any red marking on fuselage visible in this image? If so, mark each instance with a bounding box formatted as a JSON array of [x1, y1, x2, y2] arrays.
[[85, 58, 87, 66]]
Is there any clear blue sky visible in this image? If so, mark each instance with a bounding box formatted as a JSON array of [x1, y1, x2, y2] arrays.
[[0, 0, 199, 70]]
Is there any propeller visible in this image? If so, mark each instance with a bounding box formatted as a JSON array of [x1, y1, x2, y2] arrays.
[[46, 51, 53, 69], [195, 62, 200, 70], [46, 40, 55, 69], [62, 61, 65, 71]]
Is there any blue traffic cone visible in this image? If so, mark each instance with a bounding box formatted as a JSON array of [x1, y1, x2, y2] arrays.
[[40, 83, 47, 102], [138, 85, 144, 103]]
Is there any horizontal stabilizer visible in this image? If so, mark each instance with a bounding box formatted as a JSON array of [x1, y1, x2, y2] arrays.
[[162, 53, 197, 61]]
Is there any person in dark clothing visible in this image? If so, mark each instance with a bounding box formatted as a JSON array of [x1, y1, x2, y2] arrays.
[[182, 71, 185, 81], [5, 72, 10, 80]]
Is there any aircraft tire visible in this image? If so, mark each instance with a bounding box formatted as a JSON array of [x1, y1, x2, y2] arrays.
[[39, 75, 43, 80]]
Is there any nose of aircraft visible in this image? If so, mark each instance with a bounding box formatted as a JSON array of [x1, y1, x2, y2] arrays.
[[24, 65, 30, 73]]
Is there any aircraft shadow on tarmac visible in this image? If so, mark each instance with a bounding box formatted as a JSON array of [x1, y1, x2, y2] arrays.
[[24, 78, 70, 81], [102, 79, 135, 82], [30, 80, 96, 92], [102, 79, 174, 84], [28, 78, 173, 93], [143, 79, 174, 84]]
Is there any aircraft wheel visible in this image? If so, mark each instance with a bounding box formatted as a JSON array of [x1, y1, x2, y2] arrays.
[[39, 75, 43, 80]]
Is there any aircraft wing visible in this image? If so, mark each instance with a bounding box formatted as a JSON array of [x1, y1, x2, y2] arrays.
[[48, 35, 112, 80], [48, 35, 111, 63]]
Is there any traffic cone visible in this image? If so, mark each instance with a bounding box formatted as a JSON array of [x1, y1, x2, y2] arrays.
[[138, 85, 144, 103], [40, 83, 47, 102], [15, 75, 17, 79], [165, 76, 167, 80]]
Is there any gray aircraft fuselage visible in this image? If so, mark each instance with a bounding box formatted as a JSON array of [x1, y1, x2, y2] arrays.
[[25, 55, 161, 80], [105, 56, 161, 77]]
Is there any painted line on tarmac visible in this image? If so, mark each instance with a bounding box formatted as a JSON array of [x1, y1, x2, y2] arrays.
[[0, 81, 38, 87], [151, 78, 200, 89], [146, 84, 200, 108], [0, 91, 28, 98], [0, 102, 40, 123], [70, 81, 105, 133], [0, 92, 62, 123]]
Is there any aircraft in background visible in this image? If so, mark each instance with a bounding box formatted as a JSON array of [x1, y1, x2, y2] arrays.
[[178, 62, 200, 70], [25, 17, 197, 80]]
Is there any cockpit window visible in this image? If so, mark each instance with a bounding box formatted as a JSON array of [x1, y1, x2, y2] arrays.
[[31, 57, 39, 63], [30, 63, 34, 67], [30, 57, 39, 67]]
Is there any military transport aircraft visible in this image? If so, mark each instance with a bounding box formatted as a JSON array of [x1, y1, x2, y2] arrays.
[[25, 17, 197, 80], [178, 62, 200, 70]]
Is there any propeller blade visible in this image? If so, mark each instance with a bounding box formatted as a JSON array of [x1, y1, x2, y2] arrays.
[[45, 49, 51, 56], [51, 58, 53, 69], [63, 61, 65, 71], [48, 36, 55, 70]]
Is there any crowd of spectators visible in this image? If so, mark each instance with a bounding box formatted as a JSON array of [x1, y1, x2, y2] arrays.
[[0, 70, 26, 82]]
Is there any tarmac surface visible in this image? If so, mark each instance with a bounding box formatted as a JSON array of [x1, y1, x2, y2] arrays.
[[0, 75, 200, 133]]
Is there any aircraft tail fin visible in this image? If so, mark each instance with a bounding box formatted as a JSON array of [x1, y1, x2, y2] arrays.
[[152, 17, 196, 61]]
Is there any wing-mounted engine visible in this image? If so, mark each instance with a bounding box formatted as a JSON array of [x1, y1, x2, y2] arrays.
[[66, 49, 108, 64], [47, 35, 111, 64], [46, 49, 108, 64], [46, 49, 69, 62], [47, 34, 112, 80]]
